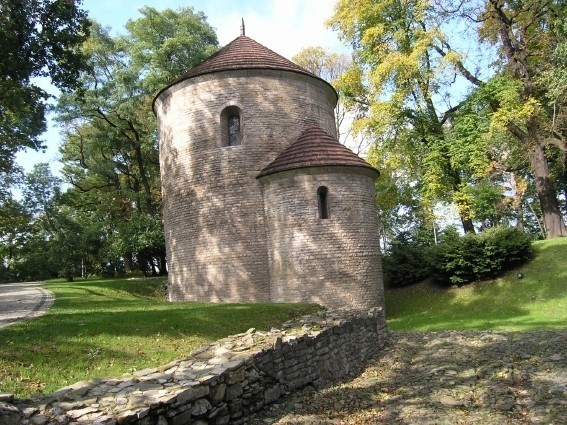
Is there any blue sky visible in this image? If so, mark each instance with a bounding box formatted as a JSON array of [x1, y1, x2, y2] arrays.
[[16, 0, 348, 174], [83, 0, 347, 57]]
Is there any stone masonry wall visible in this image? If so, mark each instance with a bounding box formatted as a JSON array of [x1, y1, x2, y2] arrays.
[[154, 70, 337, 303], [261, 167, 384, 310], [3, 308, 389, 425]]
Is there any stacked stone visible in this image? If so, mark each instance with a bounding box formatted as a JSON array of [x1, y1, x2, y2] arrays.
[[2, 308, 389, 425]]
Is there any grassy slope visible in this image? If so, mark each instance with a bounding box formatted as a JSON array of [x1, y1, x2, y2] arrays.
[[385, 237, 567, 331], [0, 277, 319, 398]]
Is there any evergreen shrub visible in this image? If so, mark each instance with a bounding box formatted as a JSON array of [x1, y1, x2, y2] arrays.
[[427, 226, 533, 286], [382, 235, 432, 288]]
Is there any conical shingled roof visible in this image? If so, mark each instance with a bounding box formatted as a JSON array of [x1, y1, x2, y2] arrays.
[[257, 125, 379, 178], [182, 35, 315, 79], [153, 35, 338, 111]]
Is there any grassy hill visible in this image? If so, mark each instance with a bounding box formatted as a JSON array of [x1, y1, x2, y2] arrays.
[[385, 237, 567, 331], [0, 278, 319, 398]]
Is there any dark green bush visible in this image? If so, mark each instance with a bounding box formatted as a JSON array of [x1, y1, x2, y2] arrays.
[[382, 235, 432, 288], [427, 226, 533, 286]]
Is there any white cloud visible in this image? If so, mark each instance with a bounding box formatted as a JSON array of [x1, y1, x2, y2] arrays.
[[205, 0, 348, 59]]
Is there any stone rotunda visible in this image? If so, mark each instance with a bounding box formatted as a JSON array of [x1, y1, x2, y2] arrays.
[[153, 32, 384, 310]]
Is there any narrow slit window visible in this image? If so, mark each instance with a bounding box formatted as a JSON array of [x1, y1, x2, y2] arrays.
[[317, 186, 329, 219], [228, 114, 240, 146], [221, 106, 242, 147]]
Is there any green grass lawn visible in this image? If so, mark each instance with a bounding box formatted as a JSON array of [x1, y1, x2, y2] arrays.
[[2, 238, 566, 398], [385, 237, 567, 331], [0, 277, 319, 398]]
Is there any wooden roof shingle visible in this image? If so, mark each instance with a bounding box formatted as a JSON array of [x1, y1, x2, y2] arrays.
[[182, 35, 314, 79], [257, 125, 378, 178], [154, 35, 337, 110]]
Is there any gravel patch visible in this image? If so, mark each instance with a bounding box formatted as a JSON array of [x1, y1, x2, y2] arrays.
[[252, 330, 567, 424]]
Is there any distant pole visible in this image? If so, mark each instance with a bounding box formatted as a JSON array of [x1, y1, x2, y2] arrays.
[[433, 222, 438, 245], [240, 18, 245, 36]]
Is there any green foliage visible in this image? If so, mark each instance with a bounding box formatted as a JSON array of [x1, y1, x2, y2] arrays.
[[0, 164, 111, 282], [292, 46, 352, 142], [0, 197, 32, 282], [124, 6, 218, 93], [382, 234, 431, 288], [428, 227, 533, 286], [53, 7, 219, 276], [0, 0, 90, 178], [328, 0, 488, 234], [385, 237, 567, 331], [328, 0, 567, 239]]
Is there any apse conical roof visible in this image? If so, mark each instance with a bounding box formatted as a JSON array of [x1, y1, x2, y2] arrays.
[[257, 125, 379, 178]]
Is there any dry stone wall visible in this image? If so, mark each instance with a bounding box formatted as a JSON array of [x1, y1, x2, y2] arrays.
[[3, 308, 389, 425]]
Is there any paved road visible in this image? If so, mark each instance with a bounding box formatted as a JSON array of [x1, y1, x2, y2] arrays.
[[0, 282, 54, 329]]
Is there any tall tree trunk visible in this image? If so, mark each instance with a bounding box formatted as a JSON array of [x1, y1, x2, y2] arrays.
[[450, 171, 476, 234], [124, 252, 133, 273], [529, 143, 567, 238], [158, 251, 167, 276], [563, 152, 567, 215], [461, 217, 475, 234]]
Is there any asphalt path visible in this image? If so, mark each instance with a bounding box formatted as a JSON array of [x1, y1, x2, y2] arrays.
[[0, 282, 54, 329]]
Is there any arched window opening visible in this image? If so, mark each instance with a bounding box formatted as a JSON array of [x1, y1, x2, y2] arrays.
[[221, 106, 241, 147], [317, 186, 329, 219], [228, 115, 240, 146]]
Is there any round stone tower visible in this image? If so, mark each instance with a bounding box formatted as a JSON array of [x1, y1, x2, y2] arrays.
[[257, 125, 384, 310], [154, 33, 384, 310]]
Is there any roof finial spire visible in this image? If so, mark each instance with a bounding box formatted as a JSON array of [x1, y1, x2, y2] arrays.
[[240, 18, 245, 36]]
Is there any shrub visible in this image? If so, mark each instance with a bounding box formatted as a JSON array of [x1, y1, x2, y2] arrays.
[[427, 226, 533, 286], [382, 236, 432, 288]]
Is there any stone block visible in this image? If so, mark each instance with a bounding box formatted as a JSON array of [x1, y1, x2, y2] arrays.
[[209, 383, 226, 405], [191, 398, 212, 417], [169, 409, 192, 425], [0, 402, 21, 425], [227, 399, 242, 416], [264, 385, 281, 404], [225, 383, 243, 401], [177, 386, 210, 404], [225, 366, 245, 385]]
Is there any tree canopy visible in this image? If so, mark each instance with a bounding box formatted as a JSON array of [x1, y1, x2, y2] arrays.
[[1, 6, 219, 281], [53, 6, 218, 277], [0, 0, 90, 182], [329, 0, 567, 238], [292, 46, 355, 146]]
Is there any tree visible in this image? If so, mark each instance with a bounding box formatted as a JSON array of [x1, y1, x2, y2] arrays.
[[55, 7, 219, 274], [0, 164, 94, 282], [328, 0, 487, 234], [0, 197, 31, 282], [474, 0, 567, 237], [328, 0, 567, 238], [20, 164, 81, 281], [0, 0, 90, 180], [292, 47, 355, 145]]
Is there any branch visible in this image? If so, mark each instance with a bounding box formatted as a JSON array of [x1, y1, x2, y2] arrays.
[[433, 42, 483, 86], [440, 100, 466, 125], [68, 176, 115, 192], [542, 137, 567, 151], [506, 120, 528, 142]]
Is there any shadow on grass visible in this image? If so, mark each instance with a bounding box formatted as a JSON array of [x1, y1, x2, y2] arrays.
[[385, 238, 567, 331], [0, 277, 320, 397]]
